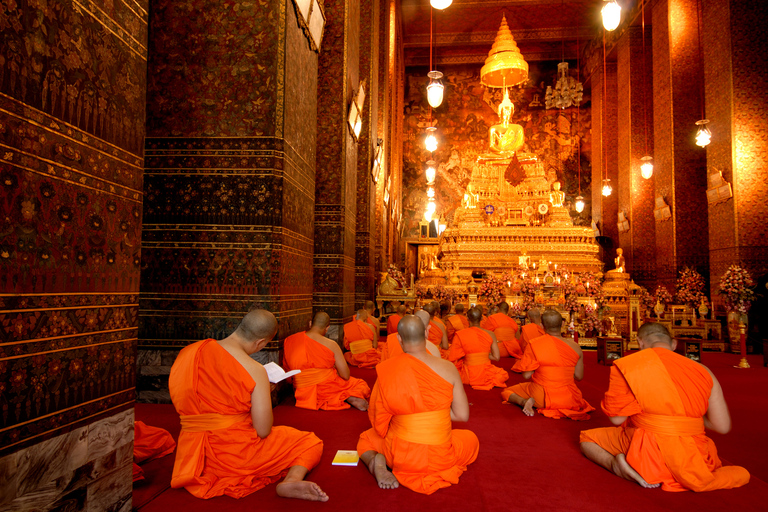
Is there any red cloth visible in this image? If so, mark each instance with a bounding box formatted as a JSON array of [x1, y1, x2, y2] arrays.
[[580, 348, 750, 492], [357, 354, 479, 494], [449, 327, 509, 390], [169, 339, 323, 499], [343, 319, 380, 368], [445, 314, 469, 343], [501, 334, 594, 420], [283, 332, 371, 410], [387, 314, 403, 335], [483, 313, 522, 358], [520, 323, 546, 353]]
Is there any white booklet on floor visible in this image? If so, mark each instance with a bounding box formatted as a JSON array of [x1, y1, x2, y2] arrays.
[[262, 362, 301, 384], [332, 450, 360, 466]]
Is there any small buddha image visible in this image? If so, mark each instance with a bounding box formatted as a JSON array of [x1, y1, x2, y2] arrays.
[[463, 183, 480, 209], [614, 248, 625, 273], [488, 89, 525, 155], [549, 181, 565, 207]]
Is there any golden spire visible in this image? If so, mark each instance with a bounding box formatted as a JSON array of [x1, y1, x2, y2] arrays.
[[480, 15, 529, 88]]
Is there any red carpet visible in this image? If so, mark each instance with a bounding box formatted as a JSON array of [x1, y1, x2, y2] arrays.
[[133, 351, 768, 511]]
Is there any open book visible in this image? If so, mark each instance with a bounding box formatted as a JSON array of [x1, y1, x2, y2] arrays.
[[262, 362, 301, 384]]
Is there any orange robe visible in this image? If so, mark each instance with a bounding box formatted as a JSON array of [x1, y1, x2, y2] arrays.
[[445, 314, 469, 343], [379, 333, 402, 362], [357, 354, 479, 494], [428, 319, 450, 359], [580, 348, 750, 492], [283, 332, 371, 410], [169, 339, 323, 499], [386, 314, 403, 335], [519, 323, 546, 354], [501, 334, 594, 420], [449, 327, 509, 390], [133, 421, 176, 482], [483, 313, 521, 358], [343, 319, 380, 368]]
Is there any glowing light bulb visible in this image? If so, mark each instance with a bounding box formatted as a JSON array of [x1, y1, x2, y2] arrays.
[[426, 71, 445, 108], [602, 178, 613, 197], [426, 199, 437, 214], [574, 195, 585, 213], [425, 160, 437, 184], [427, 187, 435, 198], [425, 127, 438, 152], [602, 0, 621, 31], [640, 156, 654, 179], [430, 0, 452, 9], [695, 119, 711, 147]]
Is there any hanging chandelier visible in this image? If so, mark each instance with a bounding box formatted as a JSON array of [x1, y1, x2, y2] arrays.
[[695, 119, 711, 147], [640, 155, 654, 179], [427, 70, 444, 108], [430, 0, 452, 9], [545, 62, 583, 110], [425, 160, 437, 184], [574, 195, 585, 213], [602, 178, 613, 197], [602, 0, 621, 31], [424, 127, 438, 152]]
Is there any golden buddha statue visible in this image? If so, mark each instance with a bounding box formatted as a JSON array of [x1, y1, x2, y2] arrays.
[[488, 89, 524, 155], [614, 248, 626, 273], [549, 181, 565, 208], [462, 183, 480, 209]]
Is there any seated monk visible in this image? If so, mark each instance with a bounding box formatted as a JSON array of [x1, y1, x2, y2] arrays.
[[387, 304, 407, 335], [580, 323, 750, 492], [449, 307, 509, 390], [357, 315, 479, 494], [424, 302, 449, 357], [482, 302, 522, 359], [445, 303, 470, 343], [284, 312, 370, 411], [343, 309, 380, 368], [364, 300, 382, 349], [133, 421, 176, 482], [517, 308, 545, 354], [501, 309, 594, 420], [381, 313, 442, 362], [169, 309, 327, 501]]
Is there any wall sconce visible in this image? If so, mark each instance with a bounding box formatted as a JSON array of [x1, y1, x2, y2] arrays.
[[695, 119, 711, 147], [424, 126, 438, 152], [371, 139, 383, 183], [292, 0, 326, 52], [574, 195, 585, 213], [347, 81, 366, 140], [602, 0, 621, 31]]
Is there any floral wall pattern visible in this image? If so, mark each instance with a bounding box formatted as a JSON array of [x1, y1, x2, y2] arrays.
[[401, 62, 593, 238]]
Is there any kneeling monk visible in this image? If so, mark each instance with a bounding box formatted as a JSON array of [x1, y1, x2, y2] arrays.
[[518, 308, 545, 354], [357, 315, 479, 494], [449, 307, 509, 390], [580, 323, 750, 492], [501, 309, 594, 420], [482, 302, 522, 358], [284, 312, 370, 411], [169, 309, 327, 501], [344, 310, 380, 368]]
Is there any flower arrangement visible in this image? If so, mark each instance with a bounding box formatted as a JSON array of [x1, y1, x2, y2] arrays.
[[478, 274, 505, 305], [675, 267, 707, 308], [387, 264, 406, 289], [718, 265, 757, 315], [431, 284, 454, 303], [580, 304, 599, 334], [500, 270, 514, 285], [639, 287, 655, 317], [655, 285, 673, 305], [561, 280, 579, 312], [519, 278, 539, 311], [414, 284, 427, 299]]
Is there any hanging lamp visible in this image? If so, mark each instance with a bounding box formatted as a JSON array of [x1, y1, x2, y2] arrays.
[[425, 127, 438, 152], [602, 0, 621, 31], [430, 0, 452, 9], [694, 0, 710, 147]]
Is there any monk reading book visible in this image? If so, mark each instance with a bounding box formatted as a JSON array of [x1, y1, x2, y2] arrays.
[[387, 304, 407, 335], [482, 302, 522, 358], [580, 322, 750, 492], [344, 309, 380, 368], [517, 308, 545, 354], [357, 315, 479, 494], [449, 307, 509, 390], [501, 309, 594, 420], [284, 311, 370, 411], [445, 303, 470, 343], [169, 309, 327, 501]]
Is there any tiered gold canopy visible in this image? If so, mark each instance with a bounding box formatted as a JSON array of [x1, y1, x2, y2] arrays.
[[480, 15, 529, 88]]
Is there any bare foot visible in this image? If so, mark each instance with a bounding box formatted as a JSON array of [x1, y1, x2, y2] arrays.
[[276, 480, 330, 501], [346, 396, 369, 411], [522, 397, 536, 416], [612, 454, 660, 489], [367, 453, 399, 489]]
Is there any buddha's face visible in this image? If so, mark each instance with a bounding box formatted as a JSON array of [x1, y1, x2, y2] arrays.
[[553, 182, 561, 191]]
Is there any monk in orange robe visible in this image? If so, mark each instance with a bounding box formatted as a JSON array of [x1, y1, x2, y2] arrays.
[[133, 421, 176, 482], [364, 300, 382, 345], [580, 323, 750, 491], [357, 315, 479, 494], [445, 303, 470, 343], [482, 302, 522, 358], [518, 307, 545, 354], [424, 302, 449, 356], [501, 309, 594, 420], [169, 309, 327, 501], [344, 309, 380, 368], [382, 313, 442, 362], [449, 307, 509, 390], [387, 304, 407, 335], [284, 312, 370, 411]]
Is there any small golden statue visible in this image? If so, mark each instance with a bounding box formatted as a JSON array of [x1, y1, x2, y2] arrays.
[[549, 181, 565, 208], [614, 248, 625, 273], [462, 183, 480, 209], [488, 89, 525, 155]]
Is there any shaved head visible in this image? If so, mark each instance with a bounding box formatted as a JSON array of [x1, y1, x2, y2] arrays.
[[454, 303, 465, 314], [397, 304, 407, 315], [414, 310, 431, 329], [364, 300, 375, 312], [356, 309, 368, 320], [424, 302, 437, 316], [542, 309, 564, 332], [236, 309, 278, 341], [527, 308, 541, 322], [312, 311, 330, 329], [489, 305, 500, 315], [499, 302, 510, 314], [467, 307, 482, 325], [398, 315, 427, 348], [637, 322, 673, 348]]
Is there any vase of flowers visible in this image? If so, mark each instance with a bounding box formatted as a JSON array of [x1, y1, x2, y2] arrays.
[[718, 265, 756, 353], [675, 267, 707, 312], [653, 286, 673, 318], [478, 274, 505, 306]]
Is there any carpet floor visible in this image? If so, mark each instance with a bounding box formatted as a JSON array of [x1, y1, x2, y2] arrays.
[[133, 350, 768, 512]]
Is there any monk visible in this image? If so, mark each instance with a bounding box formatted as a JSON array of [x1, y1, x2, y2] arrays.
[[424, 302, 449, 355], [387, 304, 406, 335], [445, 303, 470, 343], [357, 315, 479, 494], [580, 323, 750, 492], [284, 312, 370, 411], [133, 421, 176, 482], [501, 309, 594, 420], [343, 309, 380, 368], [482, 302, 522, 358], [517, 307, 545, 354], [449, 307, 509, 390], [364, 300, 382, 345], [382, 311, 442, 361], [169, 309, 327, 501]]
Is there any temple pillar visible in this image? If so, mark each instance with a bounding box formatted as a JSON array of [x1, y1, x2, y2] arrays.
[[314, 0, 360, 339], [141, 0, 318, 377], [703, 0, 768, 311], [651, 0, 709, 291], [616, 26, 656, 287]]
